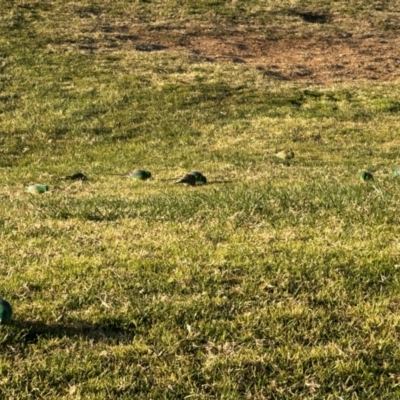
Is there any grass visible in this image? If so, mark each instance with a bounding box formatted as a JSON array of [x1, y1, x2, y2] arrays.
[[1, 0, 400, 398]]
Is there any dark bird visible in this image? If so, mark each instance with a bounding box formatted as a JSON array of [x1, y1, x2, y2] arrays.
[[176, 173, 197, 186], [360, 171, 374, 181], [64, 172, 88, 181], [0, 299, 12, 324], [189, 171, 207, 184]]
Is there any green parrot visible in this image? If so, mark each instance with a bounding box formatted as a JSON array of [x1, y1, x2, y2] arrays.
[[275, 149, 295, 160], [360, 171, 374, 181], [111, 170, 152, 180], [0, 299, 12, 324], [26, 184, 49, 194]]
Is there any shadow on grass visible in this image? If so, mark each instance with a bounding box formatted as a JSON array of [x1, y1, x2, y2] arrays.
[[208, 180, 233, 185], [135, 43, 168, 52], [161, 179, 233, 185], [7, 319, 135, 344]]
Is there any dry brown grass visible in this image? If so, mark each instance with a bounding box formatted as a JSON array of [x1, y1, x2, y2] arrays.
[[34, 1, 400, 83]]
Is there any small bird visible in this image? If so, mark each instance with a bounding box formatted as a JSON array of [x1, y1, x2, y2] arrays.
[[26, 184, 49, 194], [275, 149, 295, 160], [360, 171, 374, 181], [176, 173, 197, 186], [393, 167, 400, 177], [0, 299, 12, 324], [63, 172, 88, 181], [111, 169, 152, 180], [165, 171, 207, 185], [189, 171, 207, 184]]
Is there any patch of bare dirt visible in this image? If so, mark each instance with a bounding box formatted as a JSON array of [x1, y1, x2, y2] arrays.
[[113, 25, 400, 83]]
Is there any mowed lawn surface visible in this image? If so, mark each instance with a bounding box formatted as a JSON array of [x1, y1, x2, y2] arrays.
[[1, 1, 400, 398]]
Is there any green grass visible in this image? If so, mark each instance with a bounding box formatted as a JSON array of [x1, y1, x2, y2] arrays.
[[1, 0, 400, 398]]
